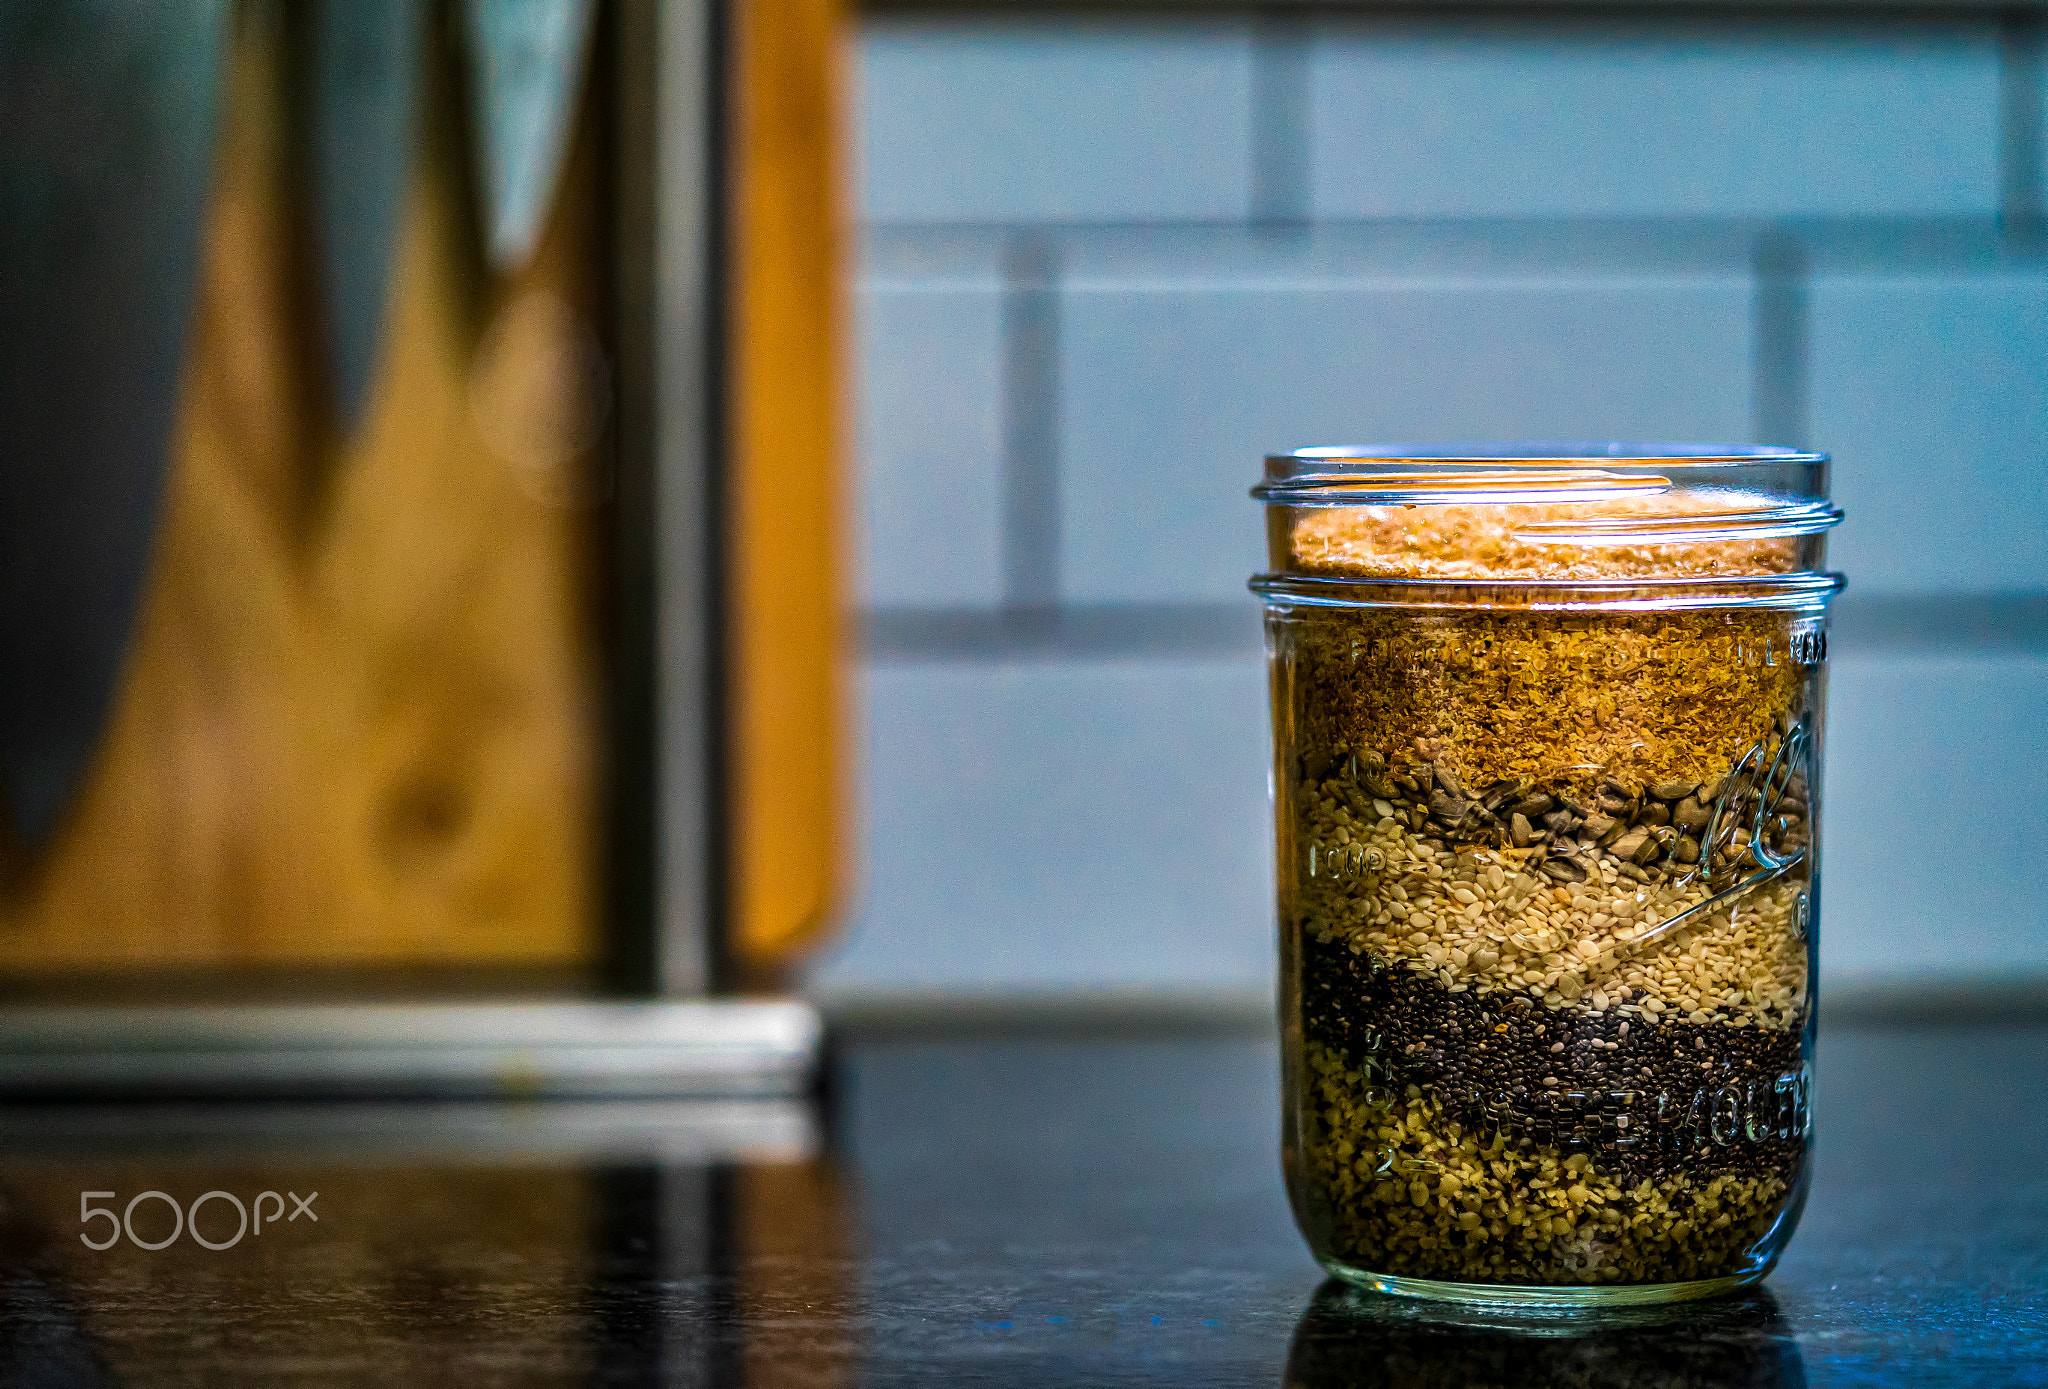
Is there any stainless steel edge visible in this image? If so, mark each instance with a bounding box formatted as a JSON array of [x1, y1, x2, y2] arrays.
[[460, 0, 599, 270], [610, 0, 725, 998], [652, 0, 727, 998], [302, 0, 425, 433], [0, 0, 230, 847], [0, 1096, 819, 1163], [0, 999, 820, 1098]]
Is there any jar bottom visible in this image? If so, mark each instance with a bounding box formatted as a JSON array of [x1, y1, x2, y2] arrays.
[[1318, 1260, 1766, 1309]]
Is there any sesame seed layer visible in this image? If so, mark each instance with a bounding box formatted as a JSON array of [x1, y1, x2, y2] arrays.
[[1293, 757, 1810, 1030]]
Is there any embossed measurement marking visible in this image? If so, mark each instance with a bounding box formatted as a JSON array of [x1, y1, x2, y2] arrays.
[[1352, 1067, 1812, 1173]]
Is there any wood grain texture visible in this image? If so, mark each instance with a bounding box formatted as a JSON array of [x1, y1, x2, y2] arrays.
[[0, 0, 847, 985], [0, 10, 602, 974], [726, 0, 848, 981]]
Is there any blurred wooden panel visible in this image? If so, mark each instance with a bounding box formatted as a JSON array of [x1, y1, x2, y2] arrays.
[[0, 8, 602, 974], [727, 0, 847, 981], [0, 0, 847, 986]]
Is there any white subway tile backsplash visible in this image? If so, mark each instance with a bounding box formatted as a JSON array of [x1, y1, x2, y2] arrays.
[[835, 14, 2048, 1000], [807, 657, 1276, 993], [1057, 273, 1751, 605], [1810, 270, 2048, 597], [1310, 19, 2001, 219], [860, 21, 1256, 224], [857, 278, 1008, 609], [807, 646, 2048, 999], [1821, 649, 2048, 982]]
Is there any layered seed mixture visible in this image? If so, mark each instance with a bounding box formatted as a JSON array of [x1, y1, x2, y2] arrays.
[[1277, 594, 1820, 1288], [1295, 743, 1811, 1028]]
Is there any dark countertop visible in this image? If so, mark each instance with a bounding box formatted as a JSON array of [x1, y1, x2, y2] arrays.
[[0, 1019, 2043, 1385]]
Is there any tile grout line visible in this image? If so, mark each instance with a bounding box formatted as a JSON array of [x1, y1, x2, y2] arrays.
[[2000, 10, 2048, 237], [1250, 14, 1314, 227], [863, 215, 2048, 275], [1751, 230, 1809, 449], [857, 596, 2048, 663], [1000, 229, 1063, 611]]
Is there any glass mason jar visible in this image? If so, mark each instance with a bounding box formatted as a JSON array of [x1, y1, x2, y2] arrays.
[[1253, 444, 1844, 1307]]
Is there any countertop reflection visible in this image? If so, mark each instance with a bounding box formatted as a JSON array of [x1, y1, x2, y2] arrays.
[[1285, 1285, 1802, 1388], [1, 1021, 2044, 1385]]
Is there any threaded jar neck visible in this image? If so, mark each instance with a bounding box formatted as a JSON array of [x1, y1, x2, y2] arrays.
[[1253, 442, 1843, 599]]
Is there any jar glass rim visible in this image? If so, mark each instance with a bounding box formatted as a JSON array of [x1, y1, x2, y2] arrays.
[[1265, 441, 1826, 471], [1255, 441, 1831, 508], [1250, 571, 1846, 612]]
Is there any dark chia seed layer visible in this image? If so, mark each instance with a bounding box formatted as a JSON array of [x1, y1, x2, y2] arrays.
[[1294, 936, 1808, 1285], [1301, 932, 1808, 1187]]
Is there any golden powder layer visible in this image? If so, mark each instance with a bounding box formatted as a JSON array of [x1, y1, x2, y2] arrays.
[[1285, 608, 1808, 799]]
